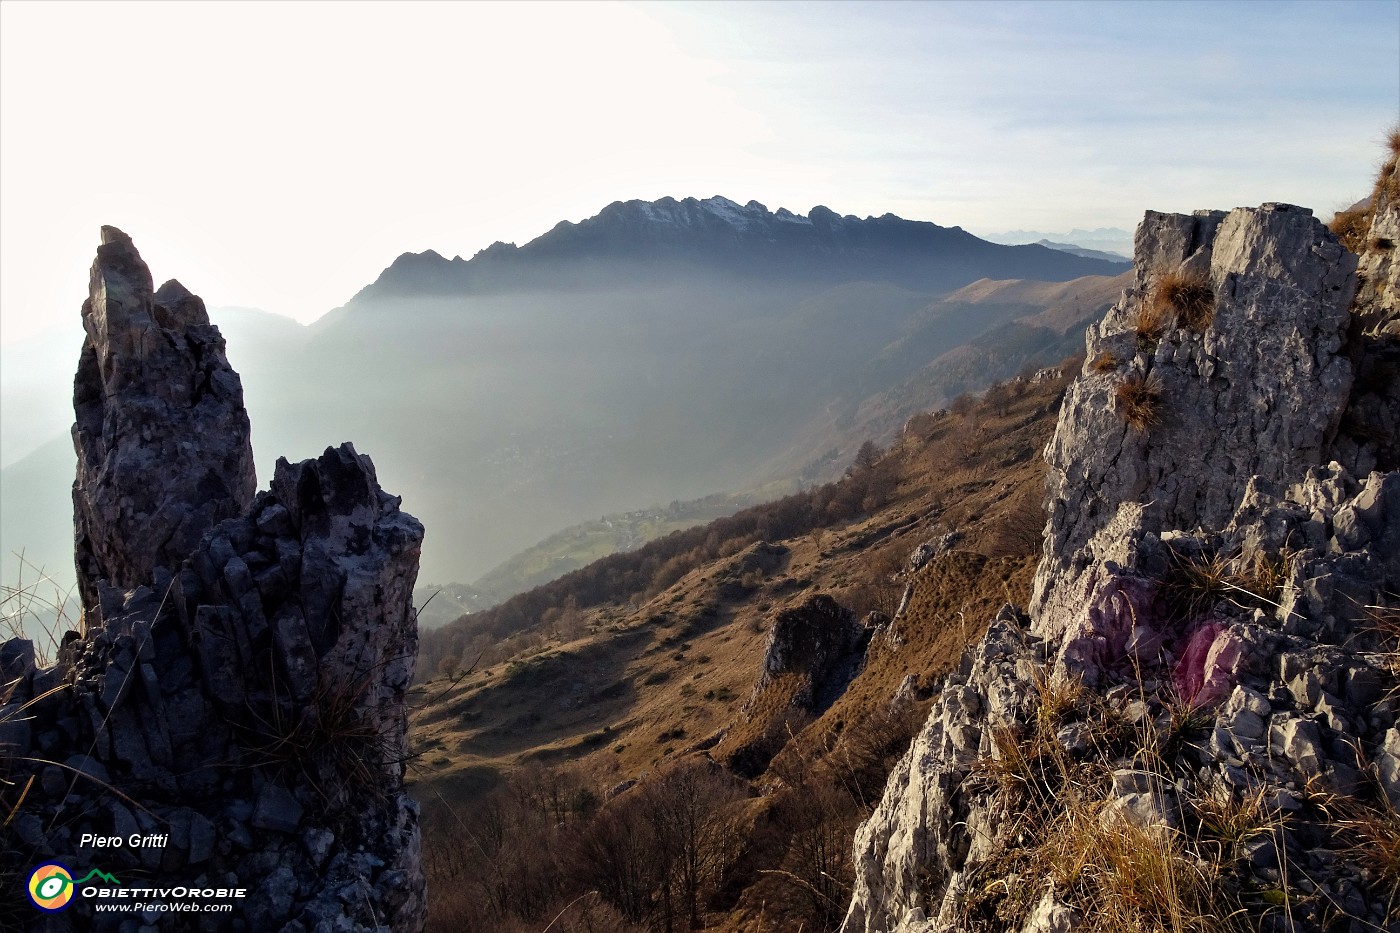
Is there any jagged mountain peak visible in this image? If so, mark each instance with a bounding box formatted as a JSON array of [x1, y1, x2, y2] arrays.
[[590, 194, 825, 231], [346, 195, 1127, 307]]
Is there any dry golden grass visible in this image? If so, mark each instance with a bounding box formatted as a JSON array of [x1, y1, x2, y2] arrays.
[[1190, 784, 1275, 852], [1046, 806, 1241, 933], [1134, 300, 1174, 348], [963, 662, 1259, 933], [1115, 372, 1163, 430], [1338, 796, 1400, 923], [1331, 205, 1374, 254], [1034, 668, 1085, 734], [1381, 127, 1400, 199], [1150, 271, 1216, 332], [1090, 350, 1119, 373], [1359, 598, 1400, 704]]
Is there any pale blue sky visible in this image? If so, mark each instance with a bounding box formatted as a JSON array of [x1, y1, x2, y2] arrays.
[[1, 0, 1396, 345]]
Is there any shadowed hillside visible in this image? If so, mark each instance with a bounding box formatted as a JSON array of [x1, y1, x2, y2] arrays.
[[409, 362, 1080, 932]]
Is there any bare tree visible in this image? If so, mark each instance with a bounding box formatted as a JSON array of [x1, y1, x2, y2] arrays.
[[640, 761, 747, 931], [571, 797, 663, 925]]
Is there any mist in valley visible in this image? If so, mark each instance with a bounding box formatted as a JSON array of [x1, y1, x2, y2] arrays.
[[0, 223, 1125, 613]]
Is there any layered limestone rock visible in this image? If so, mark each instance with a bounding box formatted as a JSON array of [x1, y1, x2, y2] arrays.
[[842, 204, 1399, 933], [73, 226, 256, 619], [1031, 204, 1356, 646], [753, 594, 872, 713], [1, 231, 425, 932]]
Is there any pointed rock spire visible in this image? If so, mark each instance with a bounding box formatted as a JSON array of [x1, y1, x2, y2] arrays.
[[72, 226, 256, 618]]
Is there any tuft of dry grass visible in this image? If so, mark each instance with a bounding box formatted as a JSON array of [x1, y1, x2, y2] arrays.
[[1337, 795, 1400, 922], [238, 669, 395, 807], [2, 556, 80, 665], [1232, 549, 1291, 607], [1134, 301, 1174, 350], [1161, 547, 1294, 622], [1044, 804, 1242, 933], [1115, 372, 1163, 431], [1381, 126, 1400, 199], [1090, 350, 1119, 373], [1330, 206, 1374, 254], [1358, 597, 1400, 704], [970, 673, 1252, 933], [1034, 668, 1085, 734], [1150, 271, 1216, 332], [1189, 785, 1275, 854]]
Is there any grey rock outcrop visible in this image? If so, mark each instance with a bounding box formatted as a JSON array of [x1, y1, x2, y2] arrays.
[[1353, 145, 1399, 337], [843, 607, 1042, 933], [1032, 204, 1356, 644], [2, 231, 425, 931], [1334, 144, 1400, 476], [725, 594, 872, 777], [751, 594, 872, 714], [73, 226, 256, 620], [842, 203, 1399, 933]]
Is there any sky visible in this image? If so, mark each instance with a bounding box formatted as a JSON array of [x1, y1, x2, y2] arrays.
[[1, 0, 1397, 346]]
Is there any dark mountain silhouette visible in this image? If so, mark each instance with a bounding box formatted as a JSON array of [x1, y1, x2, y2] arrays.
[[290, 198, 1126, 585], [347, 196, 1126, 305]]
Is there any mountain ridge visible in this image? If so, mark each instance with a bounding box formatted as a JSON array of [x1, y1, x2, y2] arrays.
[[346, 195, 1128, 306]]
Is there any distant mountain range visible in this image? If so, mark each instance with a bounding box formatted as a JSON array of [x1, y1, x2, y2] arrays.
[[1031, 239, 1129, 262], [979, 226, 1134, 259], [1, 197, 1128, 599], [347, 196, 1126, 305]]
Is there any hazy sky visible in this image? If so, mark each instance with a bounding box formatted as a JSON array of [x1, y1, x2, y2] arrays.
[[1, 0, 1397, 345]]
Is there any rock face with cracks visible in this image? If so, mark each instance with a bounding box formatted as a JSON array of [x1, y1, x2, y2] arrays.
[[842, 204, 1400, 933], [1, 230, 426, 932], [1031, 204, 1357, 645], [73, 226, 257, 620]]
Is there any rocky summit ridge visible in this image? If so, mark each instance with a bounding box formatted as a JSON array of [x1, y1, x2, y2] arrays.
[[842, 175, 1400, 930], [1, 230, 426, 931]]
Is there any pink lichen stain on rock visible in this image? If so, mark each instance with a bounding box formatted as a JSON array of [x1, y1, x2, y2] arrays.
[[1171, 621, 1245, 707], [1196, 629, 1246, 708], [1173, 622, 1222, 704]]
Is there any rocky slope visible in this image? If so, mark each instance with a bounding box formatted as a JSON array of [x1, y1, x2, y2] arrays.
[[842, 195, 1399, 931], [1, 230, 425, 931]]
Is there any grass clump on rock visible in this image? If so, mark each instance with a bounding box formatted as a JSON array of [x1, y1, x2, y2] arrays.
[[1115, 372, 1163, 431]]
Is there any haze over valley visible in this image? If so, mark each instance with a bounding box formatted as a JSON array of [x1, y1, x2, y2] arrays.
[[1, 195, 1127, 602]]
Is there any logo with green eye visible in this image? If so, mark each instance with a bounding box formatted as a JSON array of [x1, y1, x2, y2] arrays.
[[27, 863, 121, 912]]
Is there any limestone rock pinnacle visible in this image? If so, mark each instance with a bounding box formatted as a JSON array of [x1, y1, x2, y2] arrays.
[[72, 227, 256, 619]]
